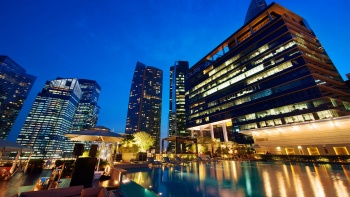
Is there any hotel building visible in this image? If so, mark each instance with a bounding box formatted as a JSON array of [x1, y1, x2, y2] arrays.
[[17, 78, 82, 158], [0, 56, 36, 140], [125, 62, 163, 153], [186, 1, 350, 155]]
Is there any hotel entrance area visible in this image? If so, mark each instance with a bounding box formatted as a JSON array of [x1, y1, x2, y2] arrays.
[[245, 116, 350, 155]]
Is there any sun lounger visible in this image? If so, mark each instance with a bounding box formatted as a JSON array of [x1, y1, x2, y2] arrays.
[[205, 155, 221, 162], [163, 157, 180, 165], [197, 156, 210, 163], [175, 156, 189, 165], [147, 157, 162, 166]]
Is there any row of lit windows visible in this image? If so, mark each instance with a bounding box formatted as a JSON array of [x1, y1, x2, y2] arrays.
[[238, 110, 337, 131], [190, 40, 296, 100], [192, 36, 294, 95], [189, 60, 294, 118]]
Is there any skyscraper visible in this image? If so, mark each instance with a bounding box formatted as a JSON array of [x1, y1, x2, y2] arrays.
[[17, 78, 82, 158], [244, 0, 267, 24], [0, 56, 36, 140], [168, 61, 189, 137], [68, 79, 101, 153], [125, 62, 163, 153], [186, 1, 350, 155], [70, 79, 101, 132]]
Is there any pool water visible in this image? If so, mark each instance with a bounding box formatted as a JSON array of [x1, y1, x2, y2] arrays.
[[126, 161, 350, 197]]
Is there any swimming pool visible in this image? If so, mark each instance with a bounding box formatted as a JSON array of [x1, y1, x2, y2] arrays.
[[125, 161, 350, 197]]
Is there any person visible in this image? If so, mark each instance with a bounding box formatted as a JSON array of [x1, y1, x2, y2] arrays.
[[46, 159, 51, 169]]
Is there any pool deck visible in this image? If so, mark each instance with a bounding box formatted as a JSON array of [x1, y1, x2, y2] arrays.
[[0, 162, 146, 197]]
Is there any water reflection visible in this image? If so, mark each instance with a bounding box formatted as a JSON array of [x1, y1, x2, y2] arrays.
[[126, 161, 350, 197]]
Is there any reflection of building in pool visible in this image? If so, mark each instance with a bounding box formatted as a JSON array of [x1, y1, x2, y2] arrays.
[[185, 0, 350, 155]]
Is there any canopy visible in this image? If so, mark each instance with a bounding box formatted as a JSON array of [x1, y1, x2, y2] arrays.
[[0, 139, 33, 152], [65, 126, 124, 143]]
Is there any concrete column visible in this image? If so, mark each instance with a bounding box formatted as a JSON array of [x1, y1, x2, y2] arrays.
[[200, 127, 203, 137], [210, 124, 214, 140], [222, 122, 228, 142], [191, 130, 194, 138]]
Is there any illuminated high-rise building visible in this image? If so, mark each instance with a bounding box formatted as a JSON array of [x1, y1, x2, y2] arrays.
[[70, 79, 101, 132], [186, 1, 350, 155], [125, 62, 163, 153], [168, 61, 189, 137], [17, 78, 82, 158], [0, 56, 36, 140]]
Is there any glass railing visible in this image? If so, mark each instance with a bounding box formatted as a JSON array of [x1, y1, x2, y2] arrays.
[[120, 179, 159, 197]]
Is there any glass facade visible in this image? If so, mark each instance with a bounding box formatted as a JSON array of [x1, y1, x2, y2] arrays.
[[167, 61, 189, 152], [70, 79, 101, 132], [17, 78, 82, 158], [244, 0, 267, 24], [125, 62, 163, 153], [68, 79, 101, 153], [0, 56, 36, 139], [168, 61, 189, 137], [186, 3, 350, 143]]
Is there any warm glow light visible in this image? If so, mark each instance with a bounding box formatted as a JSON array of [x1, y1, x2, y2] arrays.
[[298, 146, 302, 149], [263, 171, 272, 197], [277, 172, 287, 197], [276, 147, 281, 150]]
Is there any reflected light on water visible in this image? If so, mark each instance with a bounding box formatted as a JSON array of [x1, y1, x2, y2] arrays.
[[231, 161, 238, 181], [282, 164, 291, 187], [342, 165, 350, 185], [244, 167, 252, 196], [263, 171, 272, 197], [126, 161, 350, 197], [276, 171, 287, 197], [290, 165, 305, 197], [306, 166, 326, 197]]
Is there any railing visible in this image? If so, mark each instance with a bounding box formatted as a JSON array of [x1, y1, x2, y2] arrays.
[[120, 179, 159, 197]]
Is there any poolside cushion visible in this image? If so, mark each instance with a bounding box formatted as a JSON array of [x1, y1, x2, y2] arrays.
[[81, 187, 102, 197], [19, 185, 84, 197]]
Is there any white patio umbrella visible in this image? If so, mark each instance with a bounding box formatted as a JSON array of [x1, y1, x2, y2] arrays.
[[65, 126, 124, 142], [65, 126, 124, 171]]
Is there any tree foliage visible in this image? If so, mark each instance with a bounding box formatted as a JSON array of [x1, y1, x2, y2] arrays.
[[133, 131, 155, 152]]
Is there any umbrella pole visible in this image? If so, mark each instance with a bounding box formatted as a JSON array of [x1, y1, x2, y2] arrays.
[[96, 157, 100, 172]]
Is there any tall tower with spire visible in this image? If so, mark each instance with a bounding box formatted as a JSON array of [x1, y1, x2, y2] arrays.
[[244, 0, 267, 24]]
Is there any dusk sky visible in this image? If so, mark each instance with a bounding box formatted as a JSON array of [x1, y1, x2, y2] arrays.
[[1, 0, 349, 142]]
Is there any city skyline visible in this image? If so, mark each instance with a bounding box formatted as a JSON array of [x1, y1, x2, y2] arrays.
[[0, 0, 349, 142]]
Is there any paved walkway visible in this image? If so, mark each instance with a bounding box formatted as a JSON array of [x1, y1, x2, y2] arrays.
[[0, 169, 64, 197], [0, 164, 141, 197]]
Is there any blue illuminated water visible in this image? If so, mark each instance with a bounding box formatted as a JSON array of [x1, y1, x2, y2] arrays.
[[126, 161, 350, 197]]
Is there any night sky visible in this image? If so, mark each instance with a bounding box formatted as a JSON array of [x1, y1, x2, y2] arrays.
[[1, 0, 349, 142]]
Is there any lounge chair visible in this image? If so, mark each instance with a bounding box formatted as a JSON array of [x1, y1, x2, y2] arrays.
[[163, 157, 179, 165], [175, 156, 189, 165], [147, 157, 162, 166], [197, 156, 210, 163], [205, 155, 221, 162]]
